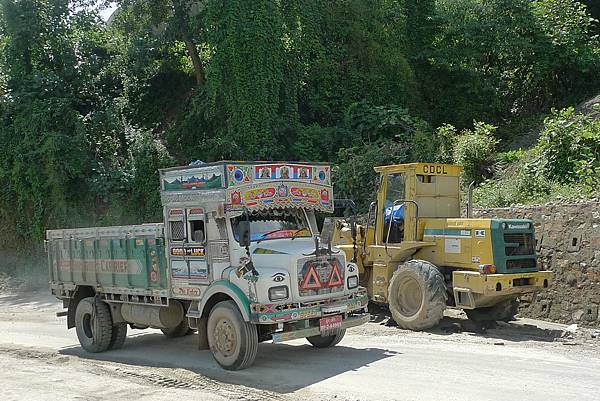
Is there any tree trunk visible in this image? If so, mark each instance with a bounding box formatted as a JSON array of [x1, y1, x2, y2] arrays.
[[172, 0, 205, 86], [183, 36, 205, 86]]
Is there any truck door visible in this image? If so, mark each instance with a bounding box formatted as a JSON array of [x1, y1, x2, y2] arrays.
[[186, 208, 209, 282], [166, 207, 209, 298]]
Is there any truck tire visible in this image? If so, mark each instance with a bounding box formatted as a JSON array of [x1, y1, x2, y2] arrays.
[[109, 323, 128, 350], [388, 260, 447, 331], [161, 319, 192, 338], [466, 299, 519, 323], [307, 329, 346, 348], [75, 297, 113, 353], [207, 300, 258, 370]]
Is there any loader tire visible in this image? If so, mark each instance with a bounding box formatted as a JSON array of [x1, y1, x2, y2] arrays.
[[466, 299, 519, 323], [207, 301, 258, 370], [307, 329, 346, 348], [388, 260, 447, 331], [75, 297, 113, 353], [109, 323, 128, 350]]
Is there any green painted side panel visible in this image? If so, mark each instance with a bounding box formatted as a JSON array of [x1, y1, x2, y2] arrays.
[[49, 236, 168, 291], [490, 219, 538, 274], [424, 228, 472, 237]]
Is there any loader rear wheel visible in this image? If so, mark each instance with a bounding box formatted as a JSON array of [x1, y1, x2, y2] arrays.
[[207, 301, 258, 370], [388, 260, 447, 331], [75, 297, 113, 353], [307, 329, 346, 348], [466, 299, 519, 323]]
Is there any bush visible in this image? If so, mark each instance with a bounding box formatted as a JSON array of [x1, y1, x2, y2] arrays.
[[452, 121, 500, 185], [533, 107, 600, 189], [473, 106, 600, 207]]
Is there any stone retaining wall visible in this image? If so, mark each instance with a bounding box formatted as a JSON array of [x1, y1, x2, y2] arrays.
[[474, 201, 600, 326]]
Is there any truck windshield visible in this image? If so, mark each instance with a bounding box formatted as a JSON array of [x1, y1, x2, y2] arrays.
[[232, 208, 312, 242]]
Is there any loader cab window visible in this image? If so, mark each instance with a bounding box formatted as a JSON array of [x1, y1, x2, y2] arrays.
[[383, 173, 406, 243]]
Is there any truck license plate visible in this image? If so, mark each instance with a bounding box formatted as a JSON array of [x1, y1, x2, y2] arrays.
[[319, 315, 342, 336]]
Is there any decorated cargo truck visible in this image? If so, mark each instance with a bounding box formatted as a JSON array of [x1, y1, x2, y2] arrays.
[[47, 161, 369, 370]]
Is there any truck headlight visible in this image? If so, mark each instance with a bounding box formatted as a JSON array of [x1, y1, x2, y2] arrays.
[[268, 286, 289, 301], [347, 275, 359, 289]]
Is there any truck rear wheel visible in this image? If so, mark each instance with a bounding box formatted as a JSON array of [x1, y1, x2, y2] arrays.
[[388, 260, 447, 331], [307, 329, 346, 348], [161, 319, 193, 338], [109, 323, 128, 350], [207, 300, 258, 370], [466, 299, 519, 323], [75, 297, 113, 353]]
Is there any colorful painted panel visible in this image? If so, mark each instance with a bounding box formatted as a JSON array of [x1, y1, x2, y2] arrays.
[[226, 163, 331, 187], [162, 165, 223, 191], [227, 164, 253, 186], [297, 257, 345, 297], [227, 182, 333, 212]]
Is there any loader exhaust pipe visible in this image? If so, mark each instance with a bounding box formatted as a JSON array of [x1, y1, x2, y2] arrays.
[[467, 181, 475, 218]]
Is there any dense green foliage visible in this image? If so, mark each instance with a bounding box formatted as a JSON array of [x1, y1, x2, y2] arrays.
[[0, 0, 599, 254], [474, 107, 600, 207]]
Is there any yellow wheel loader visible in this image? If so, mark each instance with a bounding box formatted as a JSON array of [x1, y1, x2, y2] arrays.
[[329, 163, 552, 330]]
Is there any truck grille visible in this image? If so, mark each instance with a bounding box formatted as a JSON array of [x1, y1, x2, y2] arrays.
[[504, 233, 535, 256], [297, 256, 345, 297]]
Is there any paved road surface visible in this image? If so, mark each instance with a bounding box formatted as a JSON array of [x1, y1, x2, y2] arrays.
[[1, 291, 599, 401]]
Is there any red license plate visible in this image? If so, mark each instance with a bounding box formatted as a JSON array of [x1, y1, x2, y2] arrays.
[[319, 315, 342, 334]]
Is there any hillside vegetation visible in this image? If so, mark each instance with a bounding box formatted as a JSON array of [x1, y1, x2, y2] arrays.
[[0, 0, 599, 261]]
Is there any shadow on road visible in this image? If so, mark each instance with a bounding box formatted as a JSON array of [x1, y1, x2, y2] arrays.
[[368, 303, 564, 343], [59, 331, 399, 393]]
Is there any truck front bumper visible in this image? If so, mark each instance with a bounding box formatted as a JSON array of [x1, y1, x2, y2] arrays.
[[452, 270, 552, 309], [271, 313, 370, 343], [250, 289, 369, 324]]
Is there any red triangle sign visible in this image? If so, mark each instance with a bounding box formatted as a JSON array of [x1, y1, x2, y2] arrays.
[[326, 262, 344, 288], [301, 264, 322, 290]]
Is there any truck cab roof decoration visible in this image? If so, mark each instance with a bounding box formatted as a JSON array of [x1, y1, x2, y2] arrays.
[[159, 161, 333, 213]]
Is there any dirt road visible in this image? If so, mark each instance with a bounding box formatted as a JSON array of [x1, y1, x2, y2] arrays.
[[1, 290, 599, 401]]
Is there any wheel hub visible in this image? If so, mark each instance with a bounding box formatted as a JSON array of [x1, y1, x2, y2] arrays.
[[82, 313, 95, 339], [214, 319, 236, 356], [397, 276, 423, 317]]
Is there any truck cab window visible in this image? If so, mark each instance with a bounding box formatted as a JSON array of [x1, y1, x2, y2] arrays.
[[170, 220, 185, 241], [231, 208, 311, 243], [189, 219, 205, 243]]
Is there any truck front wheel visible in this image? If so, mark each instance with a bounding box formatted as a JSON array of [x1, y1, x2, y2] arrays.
[[388, 260, 447, 331], [75, 297, 113, 353], [307, 329, 346, 348], [207, 300, 258, 370]]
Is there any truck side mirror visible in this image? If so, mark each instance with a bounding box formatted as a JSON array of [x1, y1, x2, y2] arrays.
[[238, 220, 251, 248], [321, 218, 335, 245], [350, 215, 357, 240]]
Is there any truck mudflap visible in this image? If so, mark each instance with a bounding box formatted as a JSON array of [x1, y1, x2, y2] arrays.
[[250, 289, 369, 324], [452, 270, 552, 309], [271, 313, 370, 343]]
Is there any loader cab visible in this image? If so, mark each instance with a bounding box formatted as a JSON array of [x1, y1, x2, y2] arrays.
[[374, 163, 463, 245]]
